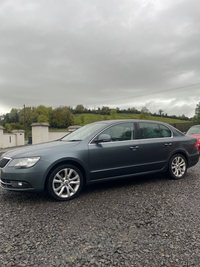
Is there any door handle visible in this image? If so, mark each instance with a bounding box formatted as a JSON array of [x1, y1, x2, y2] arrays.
[[165, 143, 172, 146], [130, 146, 139, 151]]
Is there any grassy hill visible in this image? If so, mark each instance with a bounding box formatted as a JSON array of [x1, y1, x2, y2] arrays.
[[73, 113, 190, 126]]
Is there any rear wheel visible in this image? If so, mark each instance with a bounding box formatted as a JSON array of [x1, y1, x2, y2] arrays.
[[169, 154, 187, 179], [47, 164, 83, 201]]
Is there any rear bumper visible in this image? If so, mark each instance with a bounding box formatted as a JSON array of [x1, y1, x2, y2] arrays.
[[187, 153, 199, 168]]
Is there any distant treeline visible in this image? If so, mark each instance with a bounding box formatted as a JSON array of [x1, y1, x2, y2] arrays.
[[78, 105, 190, 121], [0, 104, 191, 135]]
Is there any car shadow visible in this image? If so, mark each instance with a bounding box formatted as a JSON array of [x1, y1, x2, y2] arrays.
[[81, 173, 168, 196], [0, 173, 168, 203]]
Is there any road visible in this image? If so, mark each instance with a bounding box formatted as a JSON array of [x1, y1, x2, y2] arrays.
[[0, 161, 200, 266]]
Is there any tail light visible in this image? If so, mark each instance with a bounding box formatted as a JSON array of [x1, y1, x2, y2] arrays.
[[195, 138, 200, 150]]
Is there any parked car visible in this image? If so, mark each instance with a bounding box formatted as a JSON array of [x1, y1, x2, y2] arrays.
[[186, 125, 200, 153], [0, 120, 199, 201]]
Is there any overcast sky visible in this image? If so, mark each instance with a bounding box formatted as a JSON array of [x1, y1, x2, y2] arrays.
[[0, 0, 200, 118]]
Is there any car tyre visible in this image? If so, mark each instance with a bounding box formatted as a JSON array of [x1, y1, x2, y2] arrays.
[[47, 164, 83, 201], [169, 154, 187, 179]]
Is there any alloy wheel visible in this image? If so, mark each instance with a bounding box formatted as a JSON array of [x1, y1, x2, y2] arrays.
[[47, 164, 83, 200], [169, 154, 187, 179]]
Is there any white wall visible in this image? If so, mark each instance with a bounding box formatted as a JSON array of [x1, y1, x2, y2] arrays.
[[0, 127, 25, 149], [31, 123, 50, 145], [0, 127, 3, 148], [31, 123, 80, 144], [12, 130, 25, 146], [3, 134, 16, 147], [49, 131, 69, 142]]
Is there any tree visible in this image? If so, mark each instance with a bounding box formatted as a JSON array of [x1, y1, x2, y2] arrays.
[[50, 106, 74, 128], [139, 107, 150, 119], [100, 106, 110, 115], [179, 114, 189, 121], [158, 109, 164, 116], [130, 107, 138, 114], [193, 102, 200, 123], [4, 123, 12, 132], [110, 109, 117, 119], [75, 105, 84, 113], [38, 114, 49, 123], [3, 113, 10, 123], [9, 108, 19, 123]]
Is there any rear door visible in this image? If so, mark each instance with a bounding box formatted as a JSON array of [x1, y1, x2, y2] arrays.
[[137, 122, 174, 172]]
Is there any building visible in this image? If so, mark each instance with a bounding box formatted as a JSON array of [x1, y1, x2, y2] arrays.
[[0, 115, 5, 120]]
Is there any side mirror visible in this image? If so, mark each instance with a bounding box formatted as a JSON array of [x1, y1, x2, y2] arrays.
[[94, 134, 111, 143]]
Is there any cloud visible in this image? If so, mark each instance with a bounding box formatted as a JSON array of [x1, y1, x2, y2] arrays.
[[0, 0, 200, 117]]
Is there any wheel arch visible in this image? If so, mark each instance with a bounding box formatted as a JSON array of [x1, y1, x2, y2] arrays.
[[168, 150, 189, 166], [44, 159, 88, 191]]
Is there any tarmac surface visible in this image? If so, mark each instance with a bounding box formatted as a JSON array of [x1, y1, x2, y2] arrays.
[[0, 157, 200, 266]]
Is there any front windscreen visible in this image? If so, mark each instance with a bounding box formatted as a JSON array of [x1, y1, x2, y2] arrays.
[[61, 123, 107, 141], [187, 126, 200, 135]]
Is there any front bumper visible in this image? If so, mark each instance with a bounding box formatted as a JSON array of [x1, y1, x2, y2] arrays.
[[0, 159, 51, 192], [0, 177, 33, 190]]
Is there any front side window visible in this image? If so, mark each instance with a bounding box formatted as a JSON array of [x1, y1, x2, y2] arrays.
[[101, 123, 134, 141]]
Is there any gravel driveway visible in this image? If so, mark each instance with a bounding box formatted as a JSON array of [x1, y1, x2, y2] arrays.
[[0, 161, 200, 267]]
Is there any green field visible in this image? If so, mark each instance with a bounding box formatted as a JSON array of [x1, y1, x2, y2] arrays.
[[73, 113, 190, 126]]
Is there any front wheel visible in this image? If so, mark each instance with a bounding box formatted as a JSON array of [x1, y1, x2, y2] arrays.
[[168, 154, 187, 179], [47, 164, 83, 201]]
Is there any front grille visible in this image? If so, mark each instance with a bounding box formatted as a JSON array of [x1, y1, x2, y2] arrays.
[[0, 178, 32, 189], [0, 158, 11, 168], [0, 178, 12, 189]]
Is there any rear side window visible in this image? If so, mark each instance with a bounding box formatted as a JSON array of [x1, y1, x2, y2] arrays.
[[139, 123, 171, 139], [139, 123, 161, 139], [159, 125, 171, 137]]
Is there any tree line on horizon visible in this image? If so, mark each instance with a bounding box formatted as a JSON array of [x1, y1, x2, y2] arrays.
[[0, 103, 199, 135]]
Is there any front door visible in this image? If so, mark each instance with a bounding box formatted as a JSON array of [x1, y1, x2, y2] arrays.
[[88, 122, 141, 181]]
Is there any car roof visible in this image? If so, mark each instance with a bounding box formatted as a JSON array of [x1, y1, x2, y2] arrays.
[[94, 119, 170, 125], [190, 125, 200, 128]]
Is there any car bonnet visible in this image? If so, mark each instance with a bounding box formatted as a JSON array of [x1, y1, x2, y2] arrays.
[[1, 140, 80, 159]]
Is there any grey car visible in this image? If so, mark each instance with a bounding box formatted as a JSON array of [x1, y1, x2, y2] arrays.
[[0, 120, 199, 201]]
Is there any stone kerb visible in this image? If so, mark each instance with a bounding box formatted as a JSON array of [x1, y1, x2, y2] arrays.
[[31, 123, 50, 145]]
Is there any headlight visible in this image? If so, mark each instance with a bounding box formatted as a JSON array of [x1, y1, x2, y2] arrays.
[[9, 157, 41, 169]]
